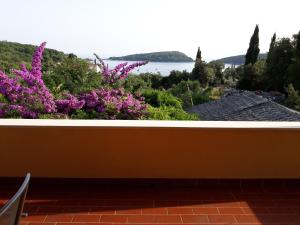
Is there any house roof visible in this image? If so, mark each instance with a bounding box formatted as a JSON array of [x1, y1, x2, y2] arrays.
[[188, 90, 300, 121]]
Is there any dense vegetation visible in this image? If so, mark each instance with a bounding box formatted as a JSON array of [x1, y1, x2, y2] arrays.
[[0, 43, 199, 120], [0, 41, 68, 72], [1, 25, 300, 119], [235, 26, 300, 110], [109, 51, 194, 62]]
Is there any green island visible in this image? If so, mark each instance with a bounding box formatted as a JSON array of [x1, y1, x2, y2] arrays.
[[216, 53, 267, 65], [109, 51, 194, 62]]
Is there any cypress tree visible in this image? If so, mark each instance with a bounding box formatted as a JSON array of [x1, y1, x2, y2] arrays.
[[245, 25, 260, 65], [196, 47, 202, 61], [295, 31, 300, 56], [266, 33, 276, 65], [286, 31, 300, 91], [192, 47, 206, 85]]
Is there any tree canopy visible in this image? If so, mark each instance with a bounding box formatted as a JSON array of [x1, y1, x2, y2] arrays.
[[245, 25, 260, 65]]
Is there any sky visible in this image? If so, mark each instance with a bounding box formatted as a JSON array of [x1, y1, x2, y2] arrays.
[[0, 0, 299, 61]]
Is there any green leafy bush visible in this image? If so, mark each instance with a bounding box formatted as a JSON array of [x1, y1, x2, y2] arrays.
[[141, 89, 182, 109], [123, 74, 151, 94], [140, 73, 163, 89], [44, 57, 101, 96], [284, 84, 300, 111], [160, 70, 190, 89], [148, 106, 198, 120], [169, 80, 223, 108], [237, 60, 266, 91]]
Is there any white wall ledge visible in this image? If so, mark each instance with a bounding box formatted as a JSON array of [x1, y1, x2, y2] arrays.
[[0, 119, 300, 128]]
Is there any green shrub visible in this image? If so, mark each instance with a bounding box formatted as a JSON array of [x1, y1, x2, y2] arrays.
[[148, 106, 198, 120], [140, 73, 163, 89], [237, 60, 266, 91], [284, 84, 300, 111], [141, 89, 182, 109], [223, 67, 240, 87], [160, 70, 190, 89], [169, 80, 222, 108], [123, 74, 151, 94], [205, 87, 223, 100], [43, 57, 101, 95]]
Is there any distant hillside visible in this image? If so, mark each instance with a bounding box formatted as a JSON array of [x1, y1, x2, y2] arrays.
[[0, 41, 68, 70], [216, 53, 267, 65], [109, 51, 194, 62]]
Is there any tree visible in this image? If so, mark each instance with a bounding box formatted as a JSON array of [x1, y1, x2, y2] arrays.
[[266, 33, 276, 65], [191, 61, 206, 85], [196, 47, 202, 62], [237, 60, 266, 91], [287, 31, 300, 91], [160, 70, 190, 89], [265, 38, 294, 91], [203, 66, 215, 85], [284, 83, 300, 111], [124, 74, 151, 94], [191, 47, 210, 86], [223, 66, 242, 86], [208, 61, 225, 85], [245, 25, 260, 65], [140, 73, 163, 89], [68, 53, 77, 59], [43, 57, 101, 95], [294, 31, 300, 56]]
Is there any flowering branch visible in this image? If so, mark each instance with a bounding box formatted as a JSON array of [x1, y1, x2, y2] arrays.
[[0, 42, 56, 118], [0, 43, 149, 120], [94, 54, 148, 84]]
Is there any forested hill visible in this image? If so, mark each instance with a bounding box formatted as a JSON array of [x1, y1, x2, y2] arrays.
[[0, 41, 68, 70], [216, 53, 267, 65], [109, 51, 194, 62]]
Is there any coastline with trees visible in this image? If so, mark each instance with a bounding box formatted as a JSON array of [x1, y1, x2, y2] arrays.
[[1, 26, 300, 119]]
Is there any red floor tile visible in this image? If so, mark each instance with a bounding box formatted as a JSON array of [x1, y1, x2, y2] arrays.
[[73, 215, 101, 222], [154, 215, 182, 223], [181, 215, 209, 223], [44, 214, 74, 223], [1, 179, 300, 225], [208, 214, 236, 223], [193, 207, 219, 215], [100, 215, 127, 223], [127, 215, 155, 223], [218, 207, 244, 214], [167, 207, 194, 214], [116, 208, 142, 215], [142, 207, 168, 215]]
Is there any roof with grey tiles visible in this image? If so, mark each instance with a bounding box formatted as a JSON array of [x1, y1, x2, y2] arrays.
[[188, 90, 300, 121]]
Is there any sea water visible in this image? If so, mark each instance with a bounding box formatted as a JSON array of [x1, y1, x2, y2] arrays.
[[104, 60, 234, 76]]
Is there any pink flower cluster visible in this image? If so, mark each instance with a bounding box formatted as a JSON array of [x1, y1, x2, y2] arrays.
[[0, 42, 56, 118], [0, 43, 148, 119], [55, 93, 85, 114], [80, 88, 147, 119], [94, 54, 148, 84]]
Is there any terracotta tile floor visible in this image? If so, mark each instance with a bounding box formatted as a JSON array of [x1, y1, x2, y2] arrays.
[[1, 179, 300, 225]]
